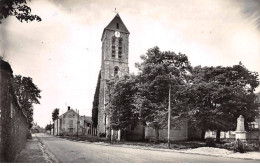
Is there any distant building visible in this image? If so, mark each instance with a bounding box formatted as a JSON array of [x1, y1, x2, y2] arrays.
[[54, 106, 95, 136]]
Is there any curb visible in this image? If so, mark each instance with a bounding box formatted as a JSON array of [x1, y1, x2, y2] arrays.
[[34, 135, 59, 163]]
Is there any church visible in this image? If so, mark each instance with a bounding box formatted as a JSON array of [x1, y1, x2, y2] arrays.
[[96, 13, 197, 141]]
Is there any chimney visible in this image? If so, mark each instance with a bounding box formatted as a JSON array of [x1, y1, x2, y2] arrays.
[[68, 106, 70, 111]]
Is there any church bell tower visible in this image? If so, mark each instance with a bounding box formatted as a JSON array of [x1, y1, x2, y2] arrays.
[[97, 14, 130, 135]]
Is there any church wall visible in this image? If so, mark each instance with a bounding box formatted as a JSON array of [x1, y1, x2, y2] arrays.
[[97, 80, 106, 135]]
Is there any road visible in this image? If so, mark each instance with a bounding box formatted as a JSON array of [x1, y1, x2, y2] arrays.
[[35, 133, 258, 163]]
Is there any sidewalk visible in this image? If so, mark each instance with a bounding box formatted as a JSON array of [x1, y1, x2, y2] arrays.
[[15, 134, 51, 163]]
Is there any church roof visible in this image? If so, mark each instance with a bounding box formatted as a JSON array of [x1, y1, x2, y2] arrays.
[[101, 13, 130, 40]]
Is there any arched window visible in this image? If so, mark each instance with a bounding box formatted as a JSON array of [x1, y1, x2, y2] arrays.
[[111, 37, 115, 58], [118, 38, 123, 58], [116, 23, 119, 29], [114, 66, 119, 77]]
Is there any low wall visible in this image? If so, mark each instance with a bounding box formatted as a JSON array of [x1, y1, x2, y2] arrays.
[[145, 120, 188, 141], [205, 130, 259, 141], [0, 60, 29, 162]]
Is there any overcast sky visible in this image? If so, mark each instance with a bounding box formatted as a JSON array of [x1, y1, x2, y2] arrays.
[[1, 0, 260, 127]]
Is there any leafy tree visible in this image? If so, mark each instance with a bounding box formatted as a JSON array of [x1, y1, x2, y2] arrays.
[[13, 75, 41, 129], [135, 46, 192, 142], [91, 71, 101, 127], [107, 74, 140, 133], [52, 108, 59, 135], [45, 124, 52, 132], [188, 64, 259, 142], [0, 0, 41, 23]]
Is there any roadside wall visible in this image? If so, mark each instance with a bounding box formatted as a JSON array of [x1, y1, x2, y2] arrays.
[[145, 119, 188, 141], [0, 60, 29, 162]]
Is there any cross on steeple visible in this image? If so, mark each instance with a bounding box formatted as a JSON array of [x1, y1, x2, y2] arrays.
[[113, 8, 118, 14]]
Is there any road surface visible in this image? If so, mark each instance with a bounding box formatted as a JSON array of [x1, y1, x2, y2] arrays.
[[35, 133, 258, 163]]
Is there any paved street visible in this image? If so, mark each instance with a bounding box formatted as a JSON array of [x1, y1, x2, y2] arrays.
[[35, 133, 258, 163]]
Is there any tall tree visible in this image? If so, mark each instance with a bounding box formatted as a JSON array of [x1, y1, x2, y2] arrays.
[[52, 108, 59, 135], [107, 74, 140, 131], [0, 0, 41, 23], [188, 64, 259, 142], [135, 46, 192, 142], [91, 71, 101, 127], [13, 75, 41, 129]]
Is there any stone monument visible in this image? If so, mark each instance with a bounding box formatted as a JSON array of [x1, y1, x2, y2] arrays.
[[235, 115, 246, 140]]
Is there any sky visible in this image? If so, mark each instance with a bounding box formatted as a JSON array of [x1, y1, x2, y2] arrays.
[[1, 0, 260, 127]]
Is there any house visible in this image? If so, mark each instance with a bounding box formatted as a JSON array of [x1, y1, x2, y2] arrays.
[[54, 106, 95, 136]]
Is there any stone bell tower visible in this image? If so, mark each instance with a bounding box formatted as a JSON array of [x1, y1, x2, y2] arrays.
[[97, 14, 130, 135]]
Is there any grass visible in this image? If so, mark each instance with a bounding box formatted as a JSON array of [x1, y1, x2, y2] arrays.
[[60, 135, 207, 150], [58, 135, 259, 152]]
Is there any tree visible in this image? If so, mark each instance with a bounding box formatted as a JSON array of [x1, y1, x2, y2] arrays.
[[13, 75, 41, 129], [0, 0, 41, 23], [135, 46, 192, 142], [91, 71, 101, 127], [188, 64, 259, 142], [52, 108, 59, 135], [45, 124, 52, 131], [107, 74, 140, 133], [45, 124, 53, 134]]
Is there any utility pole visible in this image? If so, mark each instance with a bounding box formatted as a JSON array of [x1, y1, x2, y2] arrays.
[[77, 109, 79, 137], [84, 115, 85, 135], [50, 121, 51, 134], [168, 78, 172, 149]]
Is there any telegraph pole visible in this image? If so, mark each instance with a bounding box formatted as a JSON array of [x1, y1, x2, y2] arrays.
[[49, 121, 51, 134], [168, 72, 172, 149], [84, 115, 85, 135], [168, 84, 171, 149], [77, 109, 79, 137]]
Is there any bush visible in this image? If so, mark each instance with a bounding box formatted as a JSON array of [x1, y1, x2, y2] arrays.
[[243, 142, 260, 152], [205, 138, 216, 147], [233, 139, 245, 153]]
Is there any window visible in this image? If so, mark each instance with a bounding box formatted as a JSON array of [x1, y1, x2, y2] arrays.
[[116, 23, 119, 29], [112, 37, 115, 58], [69, 120, 73, 128], [118, 38, 122, 58], [10, 103, 14, 118], [114, 66, 119, 77]]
